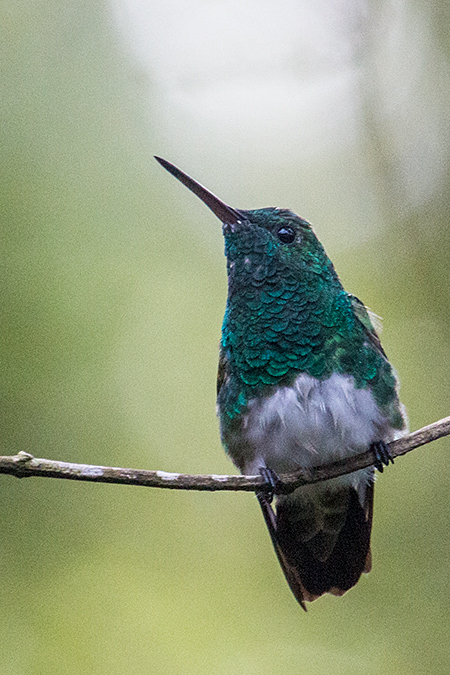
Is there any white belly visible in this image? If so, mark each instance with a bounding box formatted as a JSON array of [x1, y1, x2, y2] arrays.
[[239, 373, 395, 490]]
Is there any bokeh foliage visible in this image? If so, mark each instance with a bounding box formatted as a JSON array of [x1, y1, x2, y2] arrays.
[[1, 2, 450, 673]]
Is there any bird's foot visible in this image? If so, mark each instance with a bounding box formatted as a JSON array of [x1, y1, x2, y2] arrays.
[[257, 467, 283, 504], [371, 440, 394, 473]]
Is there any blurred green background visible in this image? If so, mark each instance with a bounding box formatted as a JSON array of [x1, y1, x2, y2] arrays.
[[1, 1, 450, 673]]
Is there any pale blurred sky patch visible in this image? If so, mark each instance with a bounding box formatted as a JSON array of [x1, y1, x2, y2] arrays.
[[369, 0, 450, 209], [109, 0, 450, 241], [110, 0, 362, 158]]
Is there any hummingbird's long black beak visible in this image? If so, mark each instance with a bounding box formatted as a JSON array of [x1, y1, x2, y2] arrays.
[[155, 156, 242, 225]]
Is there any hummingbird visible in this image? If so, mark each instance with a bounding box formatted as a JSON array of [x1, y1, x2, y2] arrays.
[[155, 156, 406, 609]]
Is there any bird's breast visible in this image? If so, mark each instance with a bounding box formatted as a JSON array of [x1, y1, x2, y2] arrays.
[[225, 372, 394, 478]]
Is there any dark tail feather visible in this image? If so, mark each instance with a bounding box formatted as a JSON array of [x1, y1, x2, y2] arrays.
[[257, 493, 308, 610], [259, 484, 374, 606]]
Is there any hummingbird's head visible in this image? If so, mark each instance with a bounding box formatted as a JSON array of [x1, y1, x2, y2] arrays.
[[227, 207, 322, 264], [155, 156, 331, 276]]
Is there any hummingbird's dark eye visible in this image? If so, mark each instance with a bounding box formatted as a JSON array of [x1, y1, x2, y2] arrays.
[[277, 226, 296, 244]]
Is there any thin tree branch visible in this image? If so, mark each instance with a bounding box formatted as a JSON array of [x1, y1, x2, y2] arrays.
[[0, 415, 449, 493]]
